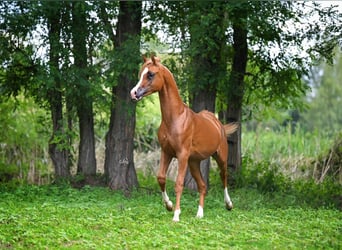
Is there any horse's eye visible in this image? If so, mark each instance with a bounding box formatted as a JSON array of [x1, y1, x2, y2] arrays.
[[147, 71, 154, 80]]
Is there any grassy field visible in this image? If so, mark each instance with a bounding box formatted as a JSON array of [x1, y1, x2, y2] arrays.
[[0, 183, 340, 250]]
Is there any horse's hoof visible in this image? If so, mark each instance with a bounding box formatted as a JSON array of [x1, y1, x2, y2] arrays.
[[166, 205, 173, 212], [165, 201, 173, 212], [172, 209, 181, 222], [225, 202, 233, 211], [172, 218, 180, 222]]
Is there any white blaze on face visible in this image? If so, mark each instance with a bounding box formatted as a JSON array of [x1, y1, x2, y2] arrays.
[[130, 67, 149, 100]]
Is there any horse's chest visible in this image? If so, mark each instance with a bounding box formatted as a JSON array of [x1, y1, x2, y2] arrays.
[[157, 124, 190, 155]]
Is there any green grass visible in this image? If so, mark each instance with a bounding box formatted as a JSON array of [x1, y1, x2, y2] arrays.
[[0, 184, 340, 249]]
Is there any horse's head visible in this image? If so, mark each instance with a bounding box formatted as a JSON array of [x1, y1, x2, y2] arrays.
[[130, 55, 163, 101]]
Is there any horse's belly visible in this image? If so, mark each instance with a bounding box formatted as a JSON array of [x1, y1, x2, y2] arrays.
[[190, 135, 220, 159], [157, 113, 223, 159]]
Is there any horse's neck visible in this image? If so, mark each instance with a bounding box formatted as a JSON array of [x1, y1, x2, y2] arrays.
[[158, 67, 185, 124]]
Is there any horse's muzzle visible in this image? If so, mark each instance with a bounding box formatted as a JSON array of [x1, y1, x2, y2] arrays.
[[130, 86, 139, 101], [131, 87, 145, 101]]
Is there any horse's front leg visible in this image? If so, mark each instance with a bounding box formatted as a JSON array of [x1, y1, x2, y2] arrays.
[[157, 151, 173, 211], [188, 159, 206, 218], [173, 155, 189, 222]]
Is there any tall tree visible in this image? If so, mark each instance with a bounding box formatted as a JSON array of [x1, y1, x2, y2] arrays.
[[45, 2, 71, 178], [0, 1, 74, 179], [221, 3, 248, 176], [71, 1, 96, 176], [103, 1, 142, 190]]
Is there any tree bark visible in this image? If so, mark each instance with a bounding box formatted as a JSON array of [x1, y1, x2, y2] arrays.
[[46, 2, 70, 179], [104, 1, 142, 191], [224, 8, 248, 182], [72, 1, 97, 176]]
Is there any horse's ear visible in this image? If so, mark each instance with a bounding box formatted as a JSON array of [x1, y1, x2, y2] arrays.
[[142, 55, 147, 63], [151, 55, 160, 65]]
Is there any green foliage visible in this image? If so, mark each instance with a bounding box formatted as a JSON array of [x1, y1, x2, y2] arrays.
[[0, 96, 51, 184], [0, 185, 340, 249], [313, 132, 342, 183], [236, 157, 290, 193], [301, 50, 342, 134], [292, 178, 341, 209], [134, 95, 161, 152], [0, 163, 18, 182], [238, 124, 341, 208], [235, 156, 341, 209], [242, 123, 333, 162]]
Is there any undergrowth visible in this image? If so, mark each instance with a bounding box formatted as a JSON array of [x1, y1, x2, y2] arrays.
[[233, 156, 341, 209]]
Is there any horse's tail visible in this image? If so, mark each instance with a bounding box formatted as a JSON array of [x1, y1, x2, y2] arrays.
[[223, 123, 239, 137]]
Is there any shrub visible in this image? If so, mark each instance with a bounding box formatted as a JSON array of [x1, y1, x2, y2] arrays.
[[0, 97, 51, 184], [235, 156, 289, 193], [292, 178, 341, 209], [313, 132, 342, 184], [0, 163, 19, 182], [235, 156, 341, 209]]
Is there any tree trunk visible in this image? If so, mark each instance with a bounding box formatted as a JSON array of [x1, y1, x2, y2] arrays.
[[72, 1, 97, 176], [184, 2, 228, 191], [105, 83, 139, 191], [46, 2, 70, 179], [49, 99, 70, 179], [224, 8, 248, 182], [104, 1, 142, 191]]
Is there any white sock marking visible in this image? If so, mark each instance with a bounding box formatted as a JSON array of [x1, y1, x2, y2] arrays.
[[224, 187, 232, 206], [162, 191, 173, 208], [173, 209, 181, 222], [196, 205, 204, 218]]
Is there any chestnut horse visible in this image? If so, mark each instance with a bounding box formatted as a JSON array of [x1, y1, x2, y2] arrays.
[[130, 56, 238, 222]]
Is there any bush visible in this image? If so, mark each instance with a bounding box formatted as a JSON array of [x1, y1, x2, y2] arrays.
[[0, 97, 51, 184], [236, 156, 290, 193], [235, 156, 341, 209], [313, 132, 342, 183], [0, 163, 19, 182], [292, 178, 341, 209]]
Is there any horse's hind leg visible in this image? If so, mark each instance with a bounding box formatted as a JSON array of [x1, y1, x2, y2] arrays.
[[188, 159, 206, 218], [157, 151, 173, 211], [213, 148, 233, 210]]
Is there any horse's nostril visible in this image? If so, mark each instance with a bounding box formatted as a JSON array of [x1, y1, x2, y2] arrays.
[[136, 87, 145, 99]]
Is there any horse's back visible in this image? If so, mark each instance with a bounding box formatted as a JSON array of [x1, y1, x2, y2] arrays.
[[196, 110, 224, 136]]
